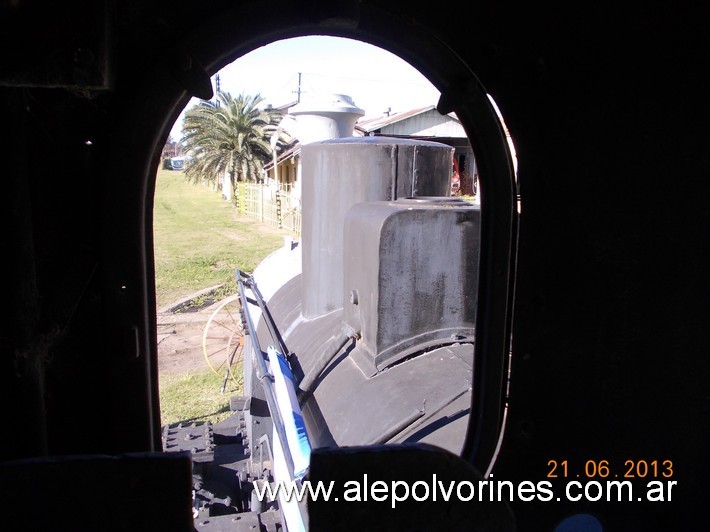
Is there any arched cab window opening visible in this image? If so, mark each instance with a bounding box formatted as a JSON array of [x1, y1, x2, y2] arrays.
[[101, 8, 518, 531]]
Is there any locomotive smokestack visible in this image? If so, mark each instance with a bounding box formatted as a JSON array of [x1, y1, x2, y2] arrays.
[[288, 93, 365, 144]]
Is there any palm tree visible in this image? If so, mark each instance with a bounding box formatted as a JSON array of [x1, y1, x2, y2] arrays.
[[181, 91, 286, 196]]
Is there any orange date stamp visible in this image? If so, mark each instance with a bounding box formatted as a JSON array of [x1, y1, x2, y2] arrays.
[[547, 459, 674, 479]]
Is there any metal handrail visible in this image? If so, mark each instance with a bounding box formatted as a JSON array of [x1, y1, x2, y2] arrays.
[[237, 272, 297, 480], [243, 271, 291, 360]]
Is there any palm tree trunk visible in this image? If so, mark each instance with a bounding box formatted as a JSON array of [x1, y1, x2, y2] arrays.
[[222, 169, 232, 201]]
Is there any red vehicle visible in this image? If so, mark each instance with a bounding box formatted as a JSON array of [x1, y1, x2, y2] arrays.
[[451, 156, 461, 195]]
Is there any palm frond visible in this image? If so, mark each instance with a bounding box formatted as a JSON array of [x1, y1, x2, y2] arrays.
[[180, 90, 283, 188]]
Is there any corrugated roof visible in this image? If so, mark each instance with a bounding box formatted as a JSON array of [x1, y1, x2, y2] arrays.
[[357, 105, 445, 132], [265, 104, 462, 171], [264, 143, 300, 171]]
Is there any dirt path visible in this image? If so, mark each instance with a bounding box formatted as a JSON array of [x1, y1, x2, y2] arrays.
[[157, 311, 212, 376], [157, 285, 245, 377]]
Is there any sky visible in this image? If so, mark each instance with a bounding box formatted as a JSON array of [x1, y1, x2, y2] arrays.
[[169, 36, 441, 139]]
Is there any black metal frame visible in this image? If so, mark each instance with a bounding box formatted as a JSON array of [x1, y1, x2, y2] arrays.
[[98, 0, 518, 473]]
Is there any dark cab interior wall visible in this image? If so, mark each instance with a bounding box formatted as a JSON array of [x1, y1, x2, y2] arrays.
[[1, 1, 708, 530]]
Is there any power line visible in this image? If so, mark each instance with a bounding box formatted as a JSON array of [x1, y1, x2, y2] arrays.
[[298, 70, 434, 87]]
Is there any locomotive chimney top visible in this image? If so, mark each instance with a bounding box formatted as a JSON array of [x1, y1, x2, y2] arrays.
[[288, 93, 365, 144]]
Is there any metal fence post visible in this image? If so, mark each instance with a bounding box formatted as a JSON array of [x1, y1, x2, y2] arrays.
[[276, 190, 282, 228]]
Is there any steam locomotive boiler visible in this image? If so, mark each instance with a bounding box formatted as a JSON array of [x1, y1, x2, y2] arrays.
[[166, 136, 482, 531]]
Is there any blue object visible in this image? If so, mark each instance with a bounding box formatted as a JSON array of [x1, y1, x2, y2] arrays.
[[268, 345, 312, 478], [554, 514, 603, 532]]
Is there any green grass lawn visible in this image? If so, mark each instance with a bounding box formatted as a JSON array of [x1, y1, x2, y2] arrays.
[[153, 168, 289, 308], [159, 370, 241, 426], [154, 168, 289, 425]]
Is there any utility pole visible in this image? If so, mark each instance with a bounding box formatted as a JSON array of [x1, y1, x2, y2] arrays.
[[294, 72, 302, 103], [215, 74, 221, 106]]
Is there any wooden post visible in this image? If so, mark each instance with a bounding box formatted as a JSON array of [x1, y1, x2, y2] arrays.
[[259, 184, 264, 222]]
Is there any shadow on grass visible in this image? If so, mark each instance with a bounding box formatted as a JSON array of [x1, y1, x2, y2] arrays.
[[159, 369, 241, 426], [164, 403, 233, 427]]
